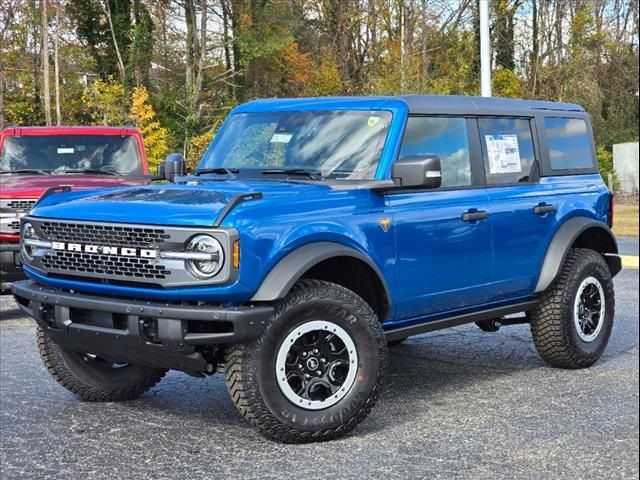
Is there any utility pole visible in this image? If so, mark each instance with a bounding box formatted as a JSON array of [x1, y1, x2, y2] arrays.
[[479, 0, 491, 97]]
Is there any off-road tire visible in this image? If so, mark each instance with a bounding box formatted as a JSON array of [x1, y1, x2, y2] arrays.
[[225, 279, 387, 443], [530, 248, 615, 369], [37, 327, 166, 401]]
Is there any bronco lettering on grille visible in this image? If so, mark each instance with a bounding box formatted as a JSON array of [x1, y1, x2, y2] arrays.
[[50, 242, 158, 258]]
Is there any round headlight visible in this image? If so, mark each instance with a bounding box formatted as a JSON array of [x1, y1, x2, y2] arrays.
[[185, 235, 224, 279], [21, 222, 38, 261]]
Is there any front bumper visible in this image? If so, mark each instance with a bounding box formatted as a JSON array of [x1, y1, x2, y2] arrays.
[[1, 243, 24, 285], [12, 280, 273, 372]]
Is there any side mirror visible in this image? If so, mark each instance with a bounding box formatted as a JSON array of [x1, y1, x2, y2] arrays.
[[392, 155, 442, 189], [157, 153, 186, 182]]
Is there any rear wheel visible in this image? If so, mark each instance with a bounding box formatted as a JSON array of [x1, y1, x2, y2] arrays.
[[37, 327, 166, 401], [530, 248, 614, 369], [225, 279, 387, 443]]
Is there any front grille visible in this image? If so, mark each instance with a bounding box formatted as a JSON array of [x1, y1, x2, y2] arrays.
[[7, 200, 36, 211], [41, 250, 170, 280], [37, 220, 171, 281], [1, 199, 37, 234], [24, 217, 236, 288], [40, 221, 170, 248]]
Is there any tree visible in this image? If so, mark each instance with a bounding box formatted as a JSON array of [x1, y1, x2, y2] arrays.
[[129, 86, 169, 169], [1, 0, 637, 161], [0, 0, 20, 129], [67, 0, 154, 88], [53, 0, 61, 125], [82, 77, 127, 125], [41, 0, 52, 125], [492, 0, 521, 71]]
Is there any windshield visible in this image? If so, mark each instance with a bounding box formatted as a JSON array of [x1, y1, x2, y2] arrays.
[[200, 110, 392, 180], [0, 135, 143, 176]]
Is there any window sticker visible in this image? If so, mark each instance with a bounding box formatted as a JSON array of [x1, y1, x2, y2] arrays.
[[368, 116, 381, 127], [485, 134, 521, 174], [270, 133, 293, 143], [57, 147, 75, 154]]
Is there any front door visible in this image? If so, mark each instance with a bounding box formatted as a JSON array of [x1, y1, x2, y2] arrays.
[[388, 116, 494, 321]]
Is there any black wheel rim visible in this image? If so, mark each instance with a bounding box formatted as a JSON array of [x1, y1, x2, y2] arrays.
[[276, 320, 358, 410], [573, 276, 606, 342]]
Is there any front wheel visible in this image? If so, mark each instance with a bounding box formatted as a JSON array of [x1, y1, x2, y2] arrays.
[[37, 327, 166, 401], [225, 279, 387, 443], [530, 248, 615, 369]]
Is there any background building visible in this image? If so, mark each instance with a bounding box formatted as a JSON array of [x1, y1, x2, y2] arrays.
[[613, 142, 639, 196]]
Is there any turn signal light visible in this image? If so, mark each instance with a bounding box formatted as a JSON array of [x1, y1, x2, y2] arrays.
[[233, 240, 240, 268]]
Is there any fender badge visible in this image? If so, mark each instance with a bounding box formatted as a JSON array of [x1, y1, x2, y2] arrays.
[[379, 217, 391, 232]]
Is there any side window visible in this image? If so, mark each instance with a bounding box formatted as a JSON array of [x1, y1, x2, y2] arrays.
[[544, 117, 594, 171], [478, 117, 536, 185], [399, 116, 472, 188]]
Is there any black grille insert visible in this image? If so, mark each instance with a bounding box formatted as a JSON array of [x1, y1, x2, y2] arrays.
[[41, 250, 170, 280], [40, 221, 170, 248]]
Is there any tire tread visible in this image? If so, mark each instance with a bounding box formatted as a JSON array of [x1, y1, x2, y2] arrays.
[[37, 327, 166, 401], [225, 279, 387, 443]]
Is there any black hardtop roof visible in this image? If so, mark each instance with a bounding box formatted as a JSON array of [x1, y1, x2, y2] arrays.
[[397, 94, 585, 115]]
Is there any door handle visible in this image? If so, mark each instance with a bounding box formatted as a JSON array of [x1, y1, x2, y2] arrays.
[[533, 203, 556, 215], [462, 210, 488, 222]]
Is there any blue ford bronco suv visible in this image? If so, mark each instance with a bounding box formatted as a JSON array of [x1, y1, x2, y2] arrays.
[[13, 95, 621, 443]]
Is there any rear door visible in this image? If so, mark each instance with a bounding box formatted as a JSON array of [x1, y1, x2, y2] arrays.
[[477, 116, 559, 300], [387, 116, 494, 321]]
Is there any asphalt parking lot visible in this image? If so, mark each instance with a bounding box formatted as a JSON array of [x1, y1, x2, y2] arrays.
[[1, 245, 638, 479]]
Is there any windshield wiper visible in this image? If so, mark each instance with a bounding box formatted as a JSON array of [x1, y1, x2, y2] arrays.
[[195, 168, 239, 176], [261, 168, 323, 180], [0, 168, 49, 175], [60, 169, 120, 176]]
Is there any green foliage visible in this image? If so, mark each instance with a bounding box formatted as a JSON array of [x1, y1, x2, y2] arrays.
[[596, 146, 618, 189], [128, 0, 154, 86], [82, 78, 128, 125], [492, 69, 523, 98], [129, 86, 169, 169], [67, 0, 153, 87], [186, 130, 216, 171], [309, 56, 342, 97], [2, 0, 637, 168], [491, 0, 518, 70]]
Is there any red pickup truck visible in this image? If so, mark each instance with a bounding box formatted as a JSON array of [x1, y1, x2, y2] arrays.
[[0, 126, 149, 288]]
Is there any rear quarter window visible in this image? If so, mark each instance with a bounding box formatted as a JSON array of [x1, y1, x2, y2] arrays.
[[544, 117, 594, 171]]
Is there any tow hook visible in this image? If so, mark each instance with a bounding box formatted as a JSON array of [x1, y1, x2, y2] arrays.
[[139, 318, 161, 344]]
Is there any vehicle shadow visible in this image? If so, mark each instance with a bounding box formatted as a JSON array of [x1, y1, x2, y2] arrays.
[[130, 325, 547, 433], [0, 301, 24, 321]]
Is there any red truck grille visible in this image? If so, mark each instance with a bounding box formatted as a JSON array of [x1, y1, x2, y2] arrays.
[[1, 199, 37, 235]]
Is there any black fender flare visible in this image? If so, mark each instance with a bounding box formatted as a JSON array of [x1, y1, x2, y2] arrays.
[[535, 217, 619, 293], [250, 242, 390, 304]]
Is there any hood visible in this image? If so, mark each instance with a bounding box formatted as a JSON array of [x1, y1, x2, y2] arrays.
[[29, 178, 334, 227], [0, 174, 144, 199]]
